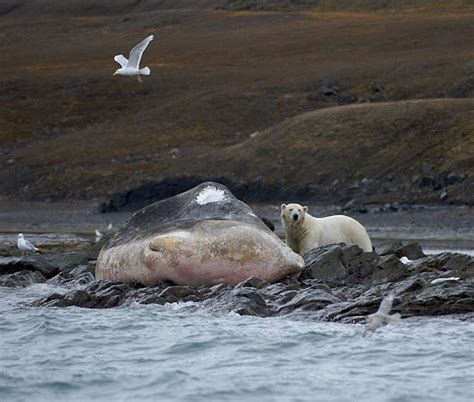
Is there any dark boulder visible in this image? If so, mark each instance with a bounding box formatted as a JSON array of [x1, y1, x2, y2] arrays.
[[0, 270, 46, 287], [377, 241, 425, 259], [396, 277, 474, 316], [44, 252, 90, 273], [216, 287, 268, 316], [46, 266, 95, 288], [0, 256, 58, 278], [236, 277, 270, 289], [301, 243, 380, 285], [277, 286, 340, 315], [31, 242, 474, 323], [368, 254, 408, 284], [159, 286, 197, 303], [410, 252, 473, 276], [259, 216, 275, 231]]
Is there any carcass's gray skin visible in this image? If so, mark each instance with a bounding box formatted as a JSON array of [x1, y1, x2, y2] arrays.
[[96, 182, 304, 286]]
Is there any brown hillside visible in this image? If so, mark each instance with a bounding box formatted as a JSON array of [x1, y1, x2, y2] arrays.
[[199, 99, 474, 204], [0, 2, 473, 204]]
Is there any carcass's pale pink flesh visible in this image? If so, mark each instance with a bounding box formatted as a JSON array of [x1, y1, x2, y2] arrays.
[[96, 220, 304, 286]]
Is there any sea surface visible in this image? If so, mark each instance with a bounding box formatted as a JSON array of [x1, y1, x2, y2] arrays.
[[0, 284, 473, 402]]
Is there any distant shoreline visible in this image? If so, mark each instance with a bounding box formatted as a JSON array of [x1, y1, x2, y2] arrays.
[[1, 200, 472, 250]]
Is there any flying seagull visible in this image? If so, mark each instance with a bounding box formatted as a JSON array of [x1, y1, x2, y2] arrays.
[[17, 233, 42, 255], [363, 292, 401, 337], [113, 35, 154, 83]]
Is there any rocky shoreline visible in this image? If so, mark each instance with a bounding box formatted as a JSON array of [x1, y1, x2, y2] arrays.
[[1, 240, 472, 322], [97, 173, 471, 213]]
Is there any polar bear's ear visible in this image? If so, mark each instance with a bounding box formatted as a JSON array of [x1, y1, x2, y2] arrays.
[[303, 206, 308, 212], [281, 204, 287, 210]]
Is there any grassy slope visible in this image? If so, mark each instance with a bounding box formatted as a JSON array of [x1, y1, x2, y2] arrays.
[[201, 99, 474, 203], [0, 2, 473, 203]]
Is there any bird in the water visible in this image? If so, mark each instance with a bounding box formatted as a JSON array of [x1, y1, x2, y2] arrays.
[[17, 233, 41, 255], [363, 292, 401, 337], [113, 35, 154, 83]]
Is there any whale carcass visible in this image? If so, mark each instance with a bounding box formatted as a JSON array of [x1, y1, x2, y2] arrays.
[[96, 182, 304, 286]]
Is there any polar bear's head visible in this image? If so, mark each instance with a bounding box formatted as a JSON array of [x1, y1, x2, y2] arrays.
[[281, 203, 308, 225]]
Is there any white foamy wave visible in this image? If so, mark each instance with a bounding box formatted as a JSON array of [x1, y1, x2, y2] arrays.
[[164, 301, 202, 310]]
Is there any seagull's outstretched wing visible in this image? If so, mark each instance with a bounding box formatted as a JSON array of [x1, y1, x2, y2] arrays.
[[363, 316, 383, 337], [386, 313, 401, 324], [363, 293, 399, 337], [377, 293, 395, 315], [128, 35, 154, 69], [114, 54, 128, 68]]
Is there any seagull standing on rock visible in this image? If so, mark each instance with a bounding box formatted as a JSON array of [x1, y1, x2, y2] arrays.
[[363, 292, 401, 337], [113, 35, 154, 83], [17, 233, 41, 255]]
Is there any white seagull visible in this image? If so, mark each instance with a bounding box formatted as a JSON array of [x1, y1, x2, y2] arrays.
[[363, 292, 401, 337], [400, 256, 411, 265], [95, 230, 104, 242], [17, 233, 41, 255], [113, 35, 154, 83]]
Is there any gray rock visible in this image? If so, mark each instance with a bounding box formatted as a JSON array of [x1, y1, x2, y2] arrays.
[[321, 85, 340, 96], [369, 254, 407, 284], [301, 243, 379, 285], [444, 171, 465, 185], [259, 216, 275, 231], [414, 175, 441, 189], [32, 243, 474, 322], [277, 287, 340, 314], [396, 278, 474, 316], [67, 290, 91, 306], [378, 241, 425, 259], [46, 269, 95, 288], [411, 252, 473, 276], [236, 277, 270, 289], [394, 277, 428, 294], [139, 294, 166, 305], [0, 270, 46, 287], [377, 241, 403, 255], [69, 264, 95, 277], [0, 256, 58, 278], [159, 286, 196, 302], [301, 243, 349, 282], [45, 252, 89, 273], [440, 190, 449, 201], [198, 285, 268, 316]]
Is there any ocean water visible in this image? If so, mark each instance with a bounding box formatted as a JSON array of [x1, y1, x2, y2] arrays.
[[0, 285, 473, 402]]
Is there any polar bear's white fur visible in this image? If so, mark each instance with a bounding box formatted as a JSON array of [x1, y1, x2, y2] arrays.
[[281, 203, 372, 256]]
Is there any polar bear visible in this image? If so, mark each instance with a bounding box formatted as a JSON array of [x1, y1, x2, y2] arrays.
[[281, 203, 372, 256]]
